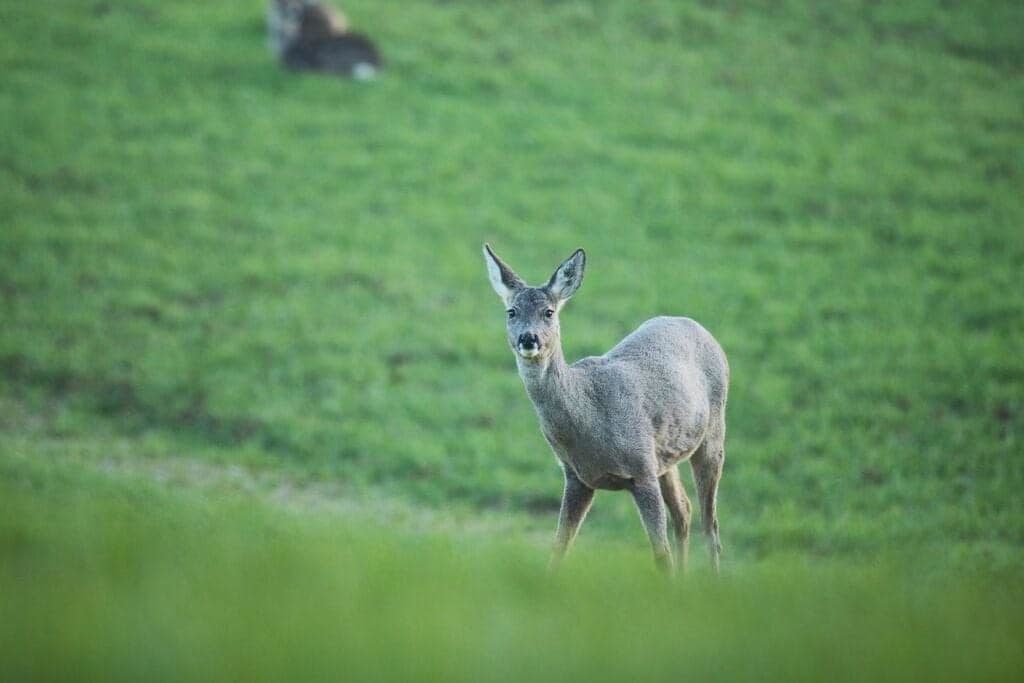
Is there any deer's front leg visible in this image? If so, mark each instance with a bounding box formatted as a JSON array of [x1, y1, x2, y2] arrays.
[[630, 476, 674, 575], [549, 468, 595, 569]]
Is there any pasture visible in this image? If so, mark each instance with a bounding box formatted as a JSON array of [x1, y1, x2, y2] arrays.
[[1, 1, 1022, 679]]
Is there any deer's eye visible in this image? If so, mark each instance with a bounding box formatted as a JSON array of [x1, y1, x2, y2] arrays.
[[545, 309, 555, 319], [507, 309, 516, 319]]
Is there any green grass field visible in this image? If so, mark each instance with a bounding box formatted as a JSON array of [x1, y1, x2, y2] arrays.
[[2, 1, 1023, 679]]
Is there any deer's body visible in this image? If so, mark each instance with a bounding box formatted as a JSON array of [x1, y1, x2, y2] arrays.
[[484, 245, 729, 574], [523, 315, 726, 489]]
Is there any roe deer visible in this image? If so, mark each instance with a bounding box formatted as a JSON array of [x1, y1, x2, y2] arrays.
[[267, 1, 381, 79], [483, 244, 729, 574]]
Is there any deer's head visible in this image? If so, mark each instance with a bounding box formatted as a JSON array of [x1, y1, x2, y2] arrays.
[[483, 244, 586, 363]]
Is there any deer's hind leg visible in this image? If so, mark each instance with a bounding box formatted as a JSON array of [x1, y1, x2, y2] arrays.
[[690, 420, 725, 573], [659, 467, 692, 572]]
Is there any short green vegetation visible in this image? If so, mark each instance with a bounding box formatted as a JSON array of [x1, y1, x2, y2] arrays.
[[1, 1, 1022, 679], [1, 452, 1021, 682]]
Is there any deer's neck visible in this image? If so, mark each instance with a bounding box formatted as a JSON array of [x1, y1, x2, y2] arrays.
[[517, 345, 582, 429]]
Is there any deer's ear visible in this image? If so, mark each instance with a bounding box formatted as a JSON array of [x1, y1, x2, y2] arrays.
[[547, 249, 586, 301], [483, 243, 525, 305]]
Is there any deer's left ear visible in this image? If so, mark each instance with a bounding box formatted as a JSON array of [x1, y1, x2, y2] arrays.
[[483, 243, 525, 305], [547, 249, 586, 301]]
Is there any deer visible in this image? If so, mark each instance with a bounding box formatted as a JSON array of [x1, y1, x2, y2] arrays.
[[267, 1, 381, 79], [483, 244, 729, 574]]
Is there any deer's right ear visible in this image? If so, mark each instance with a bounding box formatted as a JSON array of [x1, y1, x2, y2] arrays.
[[547, 248, 586, 302], [483, 243, 524, 305]]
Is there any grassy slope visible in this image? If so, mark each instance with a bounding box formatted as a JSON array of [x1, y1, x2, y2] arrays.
[[1, 0, 1022, 573]]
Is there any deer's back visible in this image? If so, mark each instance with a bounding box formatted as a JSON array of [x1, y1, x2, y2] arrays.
[[603, 317, 727, 387]]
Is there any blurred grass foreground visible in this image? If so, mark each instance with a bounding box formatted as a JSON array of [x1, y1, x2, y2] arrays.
[[2, 453, 1022, 682], [1, 1, 1022, 681]]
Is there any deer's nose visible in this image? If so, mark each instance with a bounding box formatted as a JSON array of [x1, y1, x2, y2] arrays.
[[518, 333, 540, 349]]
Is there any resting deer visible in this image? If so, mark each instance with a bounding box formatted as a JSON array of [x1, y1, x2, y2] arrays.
[[267, 1, 381, 79], [483, 244, 729, 574]]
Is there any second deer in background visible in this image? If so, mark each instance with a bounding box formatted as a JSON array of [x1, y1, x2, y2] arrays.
[[267, 1, 381, 80]]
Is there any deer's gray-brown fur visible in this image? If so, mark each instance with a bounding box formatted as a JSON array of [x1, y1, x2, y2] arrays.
[[483, 244, 729, 574], [268, 0, 348, 58]]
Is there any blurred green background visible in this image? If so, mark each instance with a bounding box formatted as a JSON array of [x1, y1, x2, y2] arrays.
[[1, 1, 1022, 680]]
